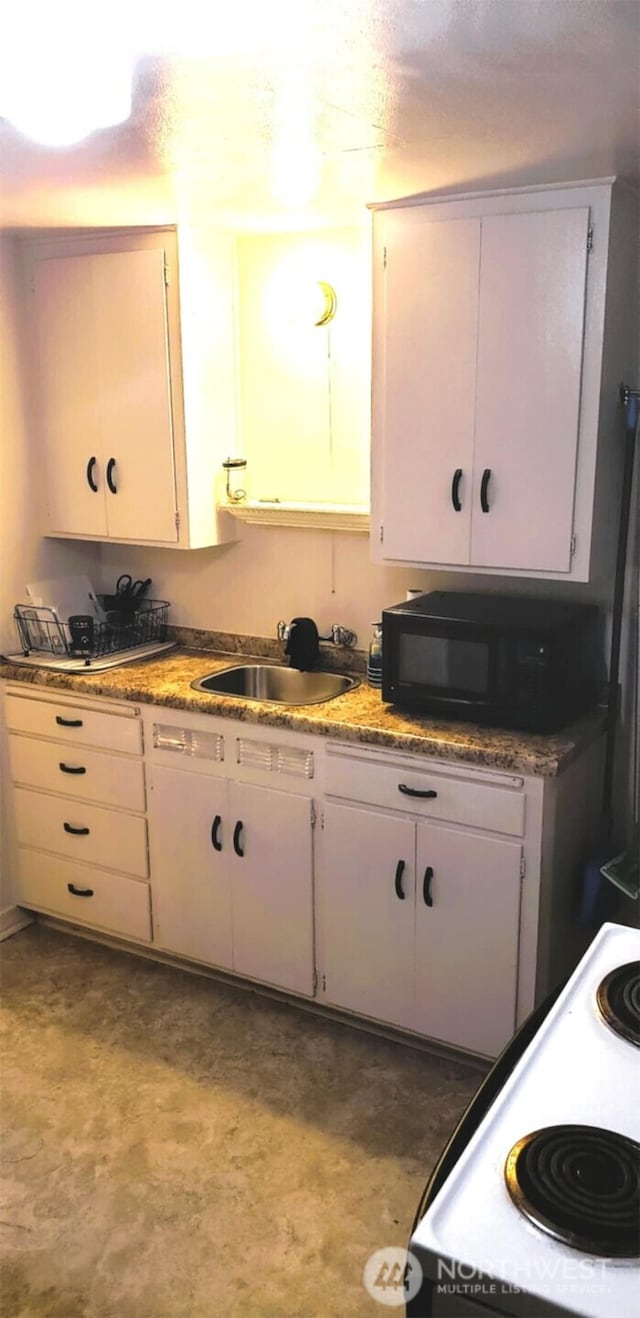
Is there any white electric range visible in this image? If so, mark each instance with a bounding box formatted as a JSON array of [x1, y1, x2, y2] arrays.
[[408, 921, 640, 1317]]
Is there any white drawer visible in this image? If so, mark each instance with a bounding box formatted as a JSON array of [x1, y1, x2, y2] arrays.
[[13, 787, 149, 877], [8, 734, 146, 811], [17, 849, 152, 942], [5, 693, 142, 754], [325, 751, 525, 836]]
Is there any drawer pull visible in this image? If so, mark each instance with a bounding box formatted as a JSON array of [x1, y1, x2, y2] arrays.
[[59, 762, 87, 775], [398, 784, 438, 800], [211, 814, 222, 852], [394, 859, 406, 900], [233, 820, 245, 858], [423, 865, 434, 907], [56, 716, 83, 728], [63, 822, 90, 835], [67, 883, 94, 898]]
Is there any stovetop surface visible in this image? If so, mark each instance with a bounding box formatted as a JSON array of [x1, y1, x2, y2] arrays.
[[412, 922, 640, 1317]]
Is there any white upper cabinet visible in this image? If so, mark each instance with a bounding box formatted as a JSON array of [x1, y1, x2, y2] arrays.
[[371, 180, 639, 582], [25, 228, 237, 549]]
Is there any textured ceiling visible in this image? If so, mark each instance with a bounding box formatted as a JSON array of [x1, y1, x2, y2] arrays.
[[1, 0, 639, 231]]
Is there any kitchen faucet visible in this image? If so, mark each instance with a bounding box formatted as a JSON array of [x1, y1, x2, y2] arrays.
[[277, 620, 357, 648]]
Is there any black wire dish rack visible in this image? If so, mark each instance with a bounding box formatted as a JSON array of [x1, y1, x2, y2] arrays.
[[13, 599, 170, 663]]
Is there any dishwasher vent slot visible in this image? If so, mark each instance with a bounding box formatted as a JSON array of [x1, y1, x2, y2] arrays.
[[237, 738, 314, 780]]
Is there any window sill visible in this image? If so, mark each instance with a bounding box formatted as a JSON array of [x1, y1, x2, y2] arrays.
[[218, 500, 370, 532]]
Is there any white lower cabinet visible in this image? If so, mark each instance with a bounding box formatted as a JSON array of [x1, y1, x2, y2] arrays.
[[228, 780, 314, 996], [4, 686, 151, 943], [18, 851, 152, 943], [144, 765, 234, 970], [3, 683, 605, 1060], [320, 803, 415, 1029], [320, 801, 521, 1055], [147, 729, 315, 997], [413, 823, 521, 1055]]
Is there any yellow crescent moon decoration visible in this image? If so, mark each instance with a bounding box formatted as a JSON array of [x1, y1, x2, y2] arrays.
[[315, 281, 338, 326]]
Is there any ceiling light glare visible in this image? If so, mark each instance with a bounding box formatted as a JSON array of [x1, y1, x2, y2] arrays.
[[0, 4, 134, 146], [1, 59, 133, 146]]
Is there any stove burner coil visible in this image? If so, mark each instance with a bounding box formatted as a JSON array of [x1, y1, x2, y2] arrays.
[[596, 961, 640, 1046], [505, 1125, 640, 1257]]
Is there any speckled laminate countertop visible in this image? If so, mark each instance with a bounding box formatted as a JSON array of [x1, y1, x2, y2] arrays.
[[0, 643, 605, 778]]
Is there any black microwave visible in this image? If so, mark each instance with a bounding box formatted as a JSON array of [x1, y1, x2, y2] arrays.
[[381, 592, 600, 732]]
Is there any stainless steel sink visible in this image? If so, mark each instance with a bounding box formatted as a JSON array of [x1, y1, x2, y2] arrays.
[[191, 664, 360, 705]]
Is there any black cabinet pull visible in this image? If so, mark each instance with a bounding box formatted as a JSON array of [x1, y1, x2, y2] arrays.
[[394, 859, 406, 900], [480, 467, 492, 513], [86, 456, 98, 492], [59, 763, 86, 775], [451, 467, 463, 511], [211, 815, 222, 852], [63, 822, 90, 835], [398, 784, 437, 800], [423, 865, 434, 907], [106, 458, 117, 494], [233, 820, 244, 857], [67, 883, 94, 898], [56, 716, 83, 727]]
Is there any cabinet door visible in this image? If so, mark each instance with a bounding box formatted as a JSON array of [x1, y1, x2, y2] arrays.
[[148, 765, 233, 969], [415, 822, 522, 1055], [32, 248, 179, 545], [228, 782, 314, 996], [320, 801, 415, 1028], [92, 249, 178, 543], [33, 255, 108, 535], [471, 207, 590, 571], [376, 214, 480, 564]]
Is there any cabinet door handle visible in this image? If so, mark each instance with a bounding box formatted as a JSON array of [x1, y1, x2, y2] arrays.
[[398, 784, 437, 800], [86, 456, 98, 492], [423, 865, 434, 907], [63, 822, 90, 835], [67, 883, 94, 898], [451, 467, 463, 511], [211, 815, 222, 852], [480, 467, 492, 513], [56, 716, 83, 727], [59, 762, 87, 775], [394, 859, 406, 900], [233, 820, 244, 857], [106, 458, 117, 494]]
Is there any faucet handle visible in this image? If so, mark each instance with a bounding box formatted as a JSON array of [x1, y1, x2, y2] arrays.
[[331, 624, 357, 648], [277, 620, 291, 642]]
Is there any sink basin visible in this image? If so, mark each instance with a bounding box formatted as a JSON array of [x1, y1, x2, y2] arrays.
[[191, 664, 360, 705]]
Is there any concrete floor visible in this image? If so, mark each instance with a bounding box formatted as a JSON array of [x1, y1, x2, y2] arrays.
[[0, 925, 481, 1318]]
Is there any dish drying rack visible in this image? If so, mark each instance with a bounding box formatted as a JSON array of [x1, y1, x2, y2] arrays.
[[11, 599, 175, 672]]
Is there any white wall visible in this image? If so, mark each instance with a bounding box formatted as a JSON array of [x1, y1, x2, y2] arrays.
[[99, 522, 616, 656], [0, 235, 101, 931]]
